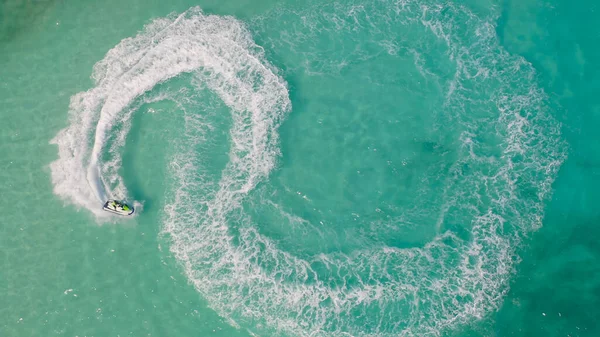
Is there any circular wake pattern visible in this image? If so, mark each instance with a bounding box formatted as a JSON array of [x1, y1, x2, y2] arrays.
[[49, 2, 566, 337], [162, 2, 565, 337], [50, 8, 290, 217]]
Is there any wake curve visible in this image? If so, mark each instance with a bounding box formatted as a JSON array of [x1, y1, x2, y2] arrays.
[[49, 3, 566, 337], [50, 8, 290, 218]]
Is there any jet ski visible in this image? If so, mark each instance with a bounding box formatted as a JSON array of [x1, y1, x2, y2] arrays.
[[102, 199, 134, 216]]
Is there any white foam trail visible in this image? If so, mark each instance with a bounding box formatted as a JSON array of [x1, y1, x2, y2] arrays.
[[50, 8, 290, 217], [163, 2, 566, 337], [49, 3, 567, 337]]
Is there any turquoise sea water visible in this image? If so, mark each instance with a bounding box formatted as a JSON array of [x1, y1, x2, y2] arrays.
[[1, 0, 599, 336]]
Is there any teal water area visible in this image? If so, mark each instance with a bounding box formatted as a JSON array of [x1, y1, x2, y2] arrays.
[[0, 0, 599, 336], [493, 1, 600, 336]]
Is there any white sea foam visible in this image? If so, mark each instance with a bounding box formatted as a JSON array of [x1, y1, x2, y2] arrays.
[[50, 8, 289, 217], [50, 2, 566, 337], [162, 2, 564, 337]]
